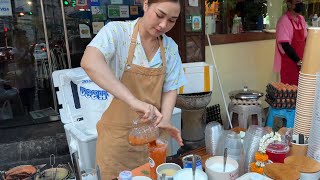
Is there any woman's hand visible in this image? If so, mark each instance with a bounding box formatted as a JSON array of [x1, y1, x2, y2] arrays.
[[157, 121, 183, 146], [130, 99, 163, 125]]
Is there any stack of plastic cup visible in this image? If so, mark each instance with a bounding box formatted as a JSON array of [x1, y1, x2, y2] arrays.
[[294, 27, 320, 137], [307, 73, 320, 162]]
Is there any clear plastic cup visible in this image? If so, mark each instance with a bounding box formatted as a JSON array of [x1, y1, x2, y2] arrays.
[[148, 139, 168, 180]]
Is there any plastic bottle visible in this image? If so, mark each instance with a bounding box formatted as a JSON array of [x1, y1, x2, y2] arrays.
[[119, 171, 132, 180], [312, 14, 318, 27], [232, 14, 242, 34]]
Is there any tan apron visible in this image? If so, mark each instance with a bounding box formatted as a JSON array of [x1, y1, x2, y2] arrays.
[[96, 21, 166, 179]]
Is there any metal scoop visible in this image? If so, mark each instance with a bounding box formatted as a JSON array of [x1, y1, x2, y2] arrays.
[[192, 154, 196, 180], [223, 148, 228, 172]]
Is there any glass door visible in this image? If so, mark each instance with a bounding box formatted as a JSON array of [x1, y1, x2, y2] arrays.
[[0, 0, 68, 128]]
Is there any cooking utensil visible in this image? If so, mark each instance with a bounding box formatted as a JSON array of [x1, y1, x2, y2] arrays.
[[229, 86, 264, 100], [192, 154, 196, 180], [50, 154, 56, 179], [223, 148, 228, 172]]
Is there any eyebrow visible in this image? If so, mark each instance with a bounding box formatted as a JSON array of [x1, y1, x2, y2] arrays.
[[158, 9, 179, 19]]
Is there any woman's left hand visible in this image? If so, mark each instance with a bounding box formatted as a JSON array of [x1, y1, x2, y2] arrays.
[[157, 121, 183, 146]]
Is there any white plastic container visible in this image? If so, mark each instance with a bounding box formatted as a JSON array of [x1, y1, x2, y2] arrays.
[[312, 14, 319, 27], [52, 68, 182, 171]]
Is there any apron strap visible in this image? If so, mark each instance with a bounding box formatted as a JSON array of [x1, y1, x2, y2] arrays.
[[127, 19, 166, 68], [159, 37, 166, 68], [127, 20, 140, 66]]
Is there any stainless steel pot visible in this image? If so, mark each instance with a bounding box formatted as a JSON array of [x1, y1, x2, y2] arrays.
[[229, 86, 263, 100]]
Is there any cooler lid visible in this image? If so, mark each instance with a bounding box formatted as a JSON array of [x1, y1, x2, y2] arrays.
[[52, 68, 88, 124]]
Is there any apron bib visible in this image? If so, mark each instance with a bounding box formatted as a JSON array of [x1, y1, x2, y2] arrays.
[[280, 14, 306, 85], [96, 20, 167, 179]]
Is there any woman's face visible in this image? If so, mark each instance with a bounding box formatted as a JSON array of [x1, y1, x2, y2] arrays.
[[143, 1, 180, 37]]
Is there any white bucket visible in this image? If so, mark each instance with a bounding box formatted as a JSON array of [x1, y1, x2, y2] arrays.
[[205, 156, 239, 180]]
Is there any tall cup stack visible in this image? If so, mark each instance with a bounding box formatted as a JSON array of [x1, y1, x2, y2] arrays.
[[307, 73, 320, 162], [293, 27, 320, 137]]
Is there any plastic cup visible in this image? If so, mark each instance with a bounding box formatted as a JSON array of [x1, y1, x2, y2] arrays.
[[156, 163, 181, 179], [266, 143, 289, 163], [148, 139, 168, 180], [81, 168, 98, 180]]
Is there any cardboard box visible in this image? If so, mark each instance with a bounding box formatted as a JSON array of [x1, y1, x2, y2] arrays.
[[179, 62, 214, 94]]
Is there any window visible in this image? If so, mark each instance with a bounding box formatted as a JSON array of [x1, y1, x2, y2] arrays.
[[206, 0, 320, 35]]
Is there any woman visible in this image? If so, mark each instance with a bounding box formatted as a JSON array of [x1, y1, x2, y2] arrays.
[[273, 0, 307, 85], [80, 0, 186, 178]]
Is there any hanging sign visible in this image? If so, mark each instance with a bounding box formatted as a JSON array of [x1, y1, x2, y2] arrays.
[[93, 22, 104, 34], [108, 5, 129, 18], [111, 0, 123, 4], [79, 24, 91, 38], [192, 15, 202, 31], [0, 0, 12, 17], [188, 0, 198, 7], [130, 6, 138, 15]]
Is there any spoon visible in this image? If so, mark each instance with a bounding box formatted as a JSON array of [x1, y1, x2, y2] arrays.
[[161, 173, 166, 180], [223, 148, 228, 172], [192, 154, 196, 180]]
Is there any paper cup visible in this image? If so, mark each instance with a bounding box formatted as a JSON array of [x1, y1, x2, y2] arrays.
[[205, 156, 239, 180], [301, 28, 320, 74], [288, 143, 308, 156]]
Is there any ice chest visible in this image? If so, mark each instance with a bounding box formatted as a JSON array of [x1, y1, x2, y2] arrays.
[[52, 67, 182, 171], [179, 62, 214, 94]]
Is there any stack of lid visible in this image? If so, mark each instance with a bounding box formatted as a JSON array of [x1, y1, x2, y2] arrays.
[[294, 27, 320, 137], [265, 82, 297, 109], [307, 73, 320, 161]]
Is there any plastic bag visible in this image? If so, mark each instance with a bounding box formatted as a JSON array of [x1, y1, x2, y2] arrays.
[[0, 100, 13, 120]]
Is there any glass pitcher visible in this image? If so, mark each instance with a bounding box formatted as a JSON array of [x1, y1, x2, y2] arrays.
[[128, 118, 159, 146]]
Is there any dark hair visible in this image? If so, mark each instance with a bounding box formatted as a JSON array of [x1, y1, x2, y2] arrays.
[[148, 0, 180, 5]]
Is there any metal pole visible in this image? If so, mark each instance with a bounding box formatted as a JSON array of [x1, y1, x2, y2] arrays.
[[59, 0, 72, 69], [206, 34, 233, 129], [40, 0, 58, 112]]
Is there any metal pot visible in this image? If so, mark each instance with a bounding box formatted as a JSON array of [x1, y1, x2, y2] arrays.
[[229, 86, 263, 100]]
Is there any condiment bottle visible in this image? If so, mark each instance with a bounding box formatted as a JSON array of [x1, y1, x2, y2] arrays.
[[119, 170, 132, 180], [128, 118, 159, 146]]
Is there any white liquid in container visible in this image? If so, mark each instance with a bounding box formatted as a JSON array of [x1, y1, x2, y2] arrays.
[[208, 162, 236, 173], [158, 169, 177, 176]]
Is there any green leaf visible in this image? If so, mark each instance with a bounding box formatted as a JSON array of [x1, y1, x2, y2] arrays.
[[141, 170, 149, 175]]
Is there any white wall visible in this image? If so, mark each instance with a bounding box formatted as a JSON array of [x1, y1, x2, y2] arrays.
[[205, 39, 278, 123]]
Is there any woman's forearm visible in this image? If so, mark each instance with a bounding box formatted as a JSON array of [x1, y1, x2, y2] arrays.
[[161, 90, 178, 122], [80, 46, 138, 106]]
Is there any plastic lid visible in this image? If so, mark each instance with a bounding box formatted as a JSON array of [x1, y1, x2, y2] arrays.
[[119, 171, 132, 180], [266, 143, 289, 154]]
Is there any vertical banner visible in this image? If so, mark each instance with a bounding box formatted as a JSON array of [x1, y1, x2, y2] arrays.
[[0, 0, 12, 16]]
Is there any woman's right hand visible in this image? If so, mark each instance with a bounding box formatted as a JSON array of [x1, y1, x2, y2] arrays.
[[129, 99, 163, 125]]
